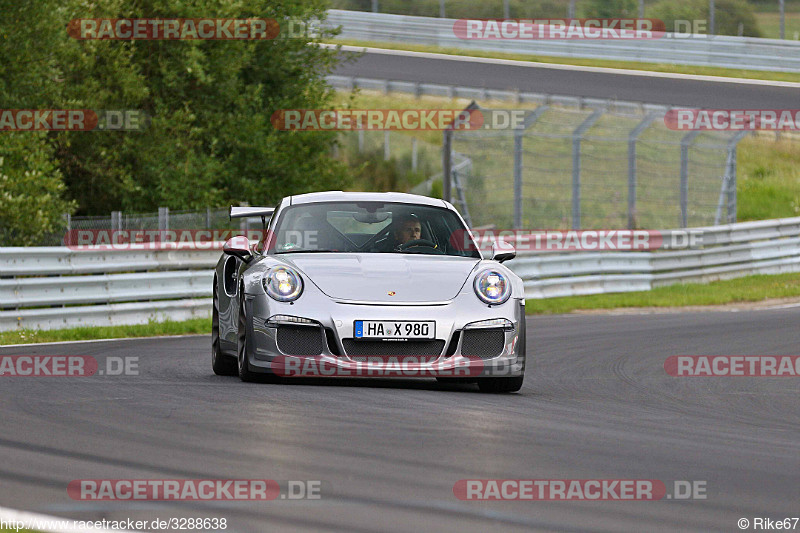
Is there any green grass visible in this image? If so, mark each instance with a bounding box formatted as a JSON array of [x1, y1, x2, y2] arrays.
[[526, 272, 800, 314], [755, 12, 800, 38], [328, 39, 800, 84], [738, 134, 800, 220], [0, 317, 211, 346]]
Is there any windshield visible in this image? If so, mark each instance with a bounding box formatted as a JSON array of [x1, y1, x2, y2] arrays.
[[267, 201, 480, 258]]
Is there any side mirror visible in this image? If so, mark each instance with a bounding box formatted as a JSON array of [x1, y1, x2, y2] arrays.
[[491, 241, 516, 263], [223, 236, 252, 262]]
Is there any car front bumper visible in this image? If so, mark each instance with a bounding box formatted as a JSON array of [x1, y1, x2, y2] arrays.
[[242, 291, 527, 379]]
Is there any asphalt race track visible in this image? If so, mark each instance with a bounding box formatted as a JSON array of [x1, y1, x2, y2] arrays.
[[333, 48, 800, 109], [1, 308, 798, 532]]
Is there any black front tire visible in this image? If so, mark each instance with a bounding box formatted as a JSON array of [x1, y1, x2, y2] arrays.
[[477, 375, 524, 393], [212, 281, 237, 376], [237, 293, 260, 382]]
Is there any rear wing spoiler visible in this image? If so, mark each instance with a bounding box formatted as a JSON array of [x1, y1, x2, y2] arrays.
[[229, 206, 275, 220]]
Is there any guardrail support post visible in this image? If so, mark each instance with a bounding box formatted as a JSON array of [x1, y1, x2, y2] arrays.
[[571, 109, 604, 229], [680, 130, 702, 228], [628, 113, 659, 229]]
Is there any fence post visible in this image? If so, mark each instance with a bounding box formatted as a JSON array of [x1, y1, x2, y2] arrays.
[[439, 0, 445, 18], [727, 131, 748, 224], [513, 107, 549, 229], [709, 0, 715, 36], [384, 131, 390, 161], [571, 109, 604, 229], [513, 132, 523, 230], [372, 0, 378, 13], [504, 0, 510, 18], [680, 131, 702, 228], [111, 211, 122, 232], [358, 129, 365, 153], [628, 113, 659, 229], [411, 137, 418, 172], [158, 207, 169, 232], [442, 129, 452, 202], [781, 0, 786, 39]]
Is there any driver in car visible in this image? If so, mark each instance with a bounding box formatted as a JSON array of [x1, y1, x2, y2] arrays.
[[393, 214, 422, 248], [372, 213, 425, 252]]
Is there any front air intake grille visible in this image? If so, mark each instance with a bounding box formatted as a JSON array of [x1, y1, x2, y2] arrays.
[[342, 339, 445, 359], [276, 325, 325, 356], [460, 328, 506, 359]]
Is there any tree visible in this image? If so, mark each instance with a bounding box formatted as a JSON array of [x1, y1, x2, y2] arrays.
[[0, 0, 77, 244], [0, 134, 76, 246], [1, 0, 351, 228]]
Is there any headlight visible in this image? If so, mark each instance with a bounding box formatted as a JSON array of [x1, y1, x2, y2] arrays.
[[263, 266, 303, 302], [473, 269, 511, 305]]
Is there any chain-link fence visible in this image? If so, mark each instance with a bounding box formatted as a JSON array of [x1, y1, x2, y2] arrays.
[[428, 104, 748, 230]]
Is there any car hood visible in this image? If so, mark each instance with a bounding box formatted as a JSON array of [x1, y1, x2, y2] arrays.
[[279, 253, 480, 303]]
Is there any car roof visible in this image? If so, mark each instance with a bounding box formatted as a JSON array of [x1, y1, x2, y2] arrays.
[[289, 191, 451, 209]]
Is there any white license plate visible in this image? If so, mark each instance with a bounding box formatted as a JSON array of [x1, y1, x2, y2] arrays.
[[354, 320, 436, 340]]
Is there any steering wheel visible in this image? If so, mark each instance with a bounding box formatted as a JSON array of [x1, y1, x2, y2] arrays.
[[398, 239, 438, 251]]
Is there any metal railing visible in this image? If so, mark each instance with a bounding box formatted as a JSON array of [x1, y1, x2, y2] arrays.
[[324, 10, 800, 73], [0, 245, 218, 332], [2, 216, 800, 331]]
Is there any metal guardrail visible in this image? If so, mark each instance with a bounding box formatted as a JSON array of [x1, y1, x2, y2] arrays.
[[2, 216, 800, 331], [0, 245, 219, 332], [326, 75, 671, 114], [509, 217, 800, 299], [325, 10, 800, 73]]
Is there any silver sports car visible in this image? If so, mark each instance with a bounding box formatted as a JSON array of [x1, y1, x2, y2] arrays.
[[211, 191, 526, 393]]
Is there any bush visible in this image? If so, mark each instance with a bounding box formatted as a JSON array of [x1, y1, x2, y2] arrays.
[[0, 133, 76, 246]]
